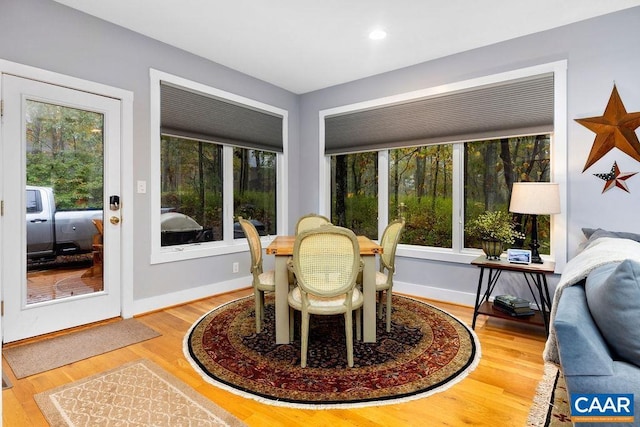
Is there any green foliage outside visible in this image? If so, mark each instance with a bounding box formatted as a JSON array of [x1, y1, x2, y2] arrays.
[[234, 189, 277, 235], [331, 194, 378, 238], [331, 135, 553, 253], [395, 196, 452, 247], [25, 101, 104, 210]]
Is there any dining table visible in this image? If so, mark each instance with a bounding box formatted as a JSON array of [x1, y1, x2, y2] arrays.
[[265, 235, 383, 344]]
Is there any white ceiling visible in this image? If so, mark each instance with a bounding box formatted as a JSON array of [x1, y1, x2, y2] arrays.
[[55, 0, 640, 94]]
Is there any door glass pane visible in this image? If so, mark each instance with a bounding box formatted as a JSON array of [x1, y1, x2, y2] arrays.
[[25, 100, 104, 304]]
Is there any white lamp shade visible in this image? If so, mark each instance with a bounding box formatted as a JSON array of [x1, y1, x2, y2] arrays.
[[509, 182, 560, 215]]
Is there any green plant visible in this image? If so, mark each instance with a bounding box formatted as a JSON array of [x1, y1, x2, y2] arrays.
[[465, 210, 525, 244]]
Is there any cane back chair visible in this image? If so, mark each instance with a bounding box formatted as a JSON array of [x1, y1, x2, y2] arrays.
[[288, 225, 363, 368]]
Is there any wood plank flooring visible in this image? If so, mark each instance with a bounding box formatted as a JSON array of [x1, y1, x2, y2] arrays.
[[2, 289, 548, 426]]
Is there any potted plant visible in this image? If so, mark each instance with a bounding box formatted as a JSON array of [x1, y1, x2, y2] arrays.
[[466, 210, 524, 259]]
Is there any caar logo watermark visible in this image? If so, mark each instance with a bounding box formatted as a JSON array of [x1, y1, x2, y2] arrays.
[[571, 394, 634, 423]]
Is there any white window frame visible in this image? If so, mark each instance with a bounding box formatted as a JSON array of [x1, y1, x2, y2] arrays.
[[319, 61, 568, 271], [150, 69, 288, 264]]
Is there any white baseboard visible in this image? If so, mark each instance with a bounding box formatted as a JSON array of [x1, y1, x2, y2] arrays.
[[130, 278, 478, 317], [130, 275, 251, 316], [394, 280, 476, 307]]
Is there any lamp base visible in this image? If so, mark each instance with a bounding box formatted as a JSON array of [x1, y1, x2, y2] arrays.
[[529, 214, 543, 264], [530, 253, 543, 264]]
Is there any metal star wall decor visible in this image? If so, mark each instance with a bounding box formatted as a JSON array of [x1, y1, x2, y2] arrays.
[[593, 161, 637, 193], [576, 85, 640, 172]]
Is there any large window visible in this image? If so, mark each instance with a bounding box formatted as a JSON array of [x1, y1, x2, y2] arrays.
[[330, 135, 551, 252], [151, 70, 287, 262], [323, 62, 567, 265]]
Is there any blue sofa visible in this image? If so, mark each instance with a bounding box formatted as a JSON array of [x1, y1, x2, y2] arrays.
[[554, 260, 640, 426]]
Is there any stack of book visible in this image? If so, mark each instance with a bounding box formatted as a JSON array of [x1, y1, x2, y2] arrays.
[[493, 294, 535, 317]]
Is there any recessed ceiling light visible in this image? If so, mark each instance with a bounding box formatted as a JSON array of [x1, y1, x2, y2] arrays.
[[369, 29, 387, 40]]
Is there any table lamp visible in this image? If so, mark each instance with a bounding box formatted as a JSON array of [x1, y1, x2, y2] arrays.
[[509, 182, 560, 264]]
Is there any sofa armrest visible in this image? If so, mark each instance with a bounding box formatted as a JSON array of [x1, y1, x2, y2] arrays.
[[554, 284, 614, 376]]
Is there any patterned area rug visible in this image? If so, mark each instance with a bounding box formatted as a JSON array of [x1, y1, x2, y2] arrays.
[[34, 359, 246, 427], [527, 364, 572, 426], [185, 294, 480, 409]]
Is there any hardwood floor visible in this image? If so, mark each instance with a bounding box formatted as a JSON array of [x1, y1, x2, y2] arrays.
[[2, 288, 547, 426]]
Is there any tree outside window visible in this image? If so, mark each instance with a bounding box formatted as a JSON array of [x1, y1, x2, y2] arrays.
[[331, 152, 378, 239], [464, 135, 551, 253], [330, 134, 552, 255], [389, 145, 453, 247], [233, 148, 277, 236], [160, 135, 223, 245], [26, 100, 104, 209]]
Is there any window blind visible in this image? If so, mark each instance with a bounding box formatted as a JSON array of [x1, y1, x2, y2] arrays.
[[161, 82, 283, 153], [324, 73, 554, 155]]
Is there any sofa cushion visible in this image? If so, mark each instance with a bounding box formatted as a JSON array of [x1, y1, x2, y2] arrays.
[[586, 259, 640, 367], [554, 284, 614, 376]]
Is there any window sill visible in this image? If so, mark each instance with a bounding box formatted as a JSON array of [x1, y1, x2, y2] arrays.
[[150, 236, 274, 264], [396, 245, 556, 266], [397, 245, 480, 264]]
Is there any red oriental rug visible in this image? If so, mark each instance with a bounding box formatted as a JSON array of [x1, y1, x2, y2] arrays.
[[184, 294, 480, 409]]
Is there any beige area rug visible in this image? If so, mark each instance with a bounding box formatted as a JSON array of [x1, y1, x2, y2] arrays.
[[35, 359, 246, 427], [4, 319, 160, 379], [2, 372, 12, 390], [527, 364, 572, 426]]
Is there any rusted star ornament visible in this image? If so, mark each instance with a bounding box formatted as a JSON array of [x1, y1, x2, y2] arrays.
[[576, 85, 640, 172], [593, 161, 637, 193]]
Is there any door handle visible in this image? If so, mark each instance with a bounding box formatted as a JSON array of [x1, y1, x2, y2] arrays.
[[30, 218, 48, 223], [110, 216, 120, 225]]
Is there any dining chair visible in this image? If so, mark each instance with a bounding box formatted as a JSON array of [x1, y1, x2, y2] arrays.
[[376, 218, 406, 332], [288, 224, 363, 368], [289, 213, 331, 289], [294, 213, 331, 234], [238, 217, 276, 333]]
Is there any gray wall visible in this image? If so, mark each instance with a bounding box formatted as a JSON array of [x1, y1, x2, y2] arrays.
[[299, 6, 640, 302], [0, 0, 300, 305], [2, 0, 640, 309]]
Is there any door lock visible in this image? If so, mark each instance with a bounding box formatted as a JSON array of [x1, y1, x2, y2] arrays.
[[110, 216, 120, 225]]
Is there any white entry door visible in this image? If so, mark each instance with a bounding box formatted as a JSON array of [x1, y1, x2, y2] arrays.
[[1, 74, 122, 342]]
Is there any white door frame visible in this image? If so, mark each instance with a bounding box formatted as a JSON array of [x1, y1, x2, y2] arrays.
[[0, 60, 135, 338]]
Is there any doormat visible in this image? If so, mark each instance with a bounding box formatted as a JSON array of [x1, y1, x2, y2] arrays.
[[3, 318, 160, 378], [2, 372, 11, 390], [35, 359, 246, 427]]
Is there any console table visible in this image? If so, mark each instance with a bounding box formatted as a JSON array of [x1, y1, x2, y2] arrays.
[[471, 255, 555, 335]]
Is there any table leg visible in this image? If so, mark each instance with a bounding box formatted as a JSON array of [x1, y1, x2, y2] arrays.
[[362, 255, 376, 343], [274, 256, 290, 344], [536, 273, 551, 335], [472, 267, 485, 330]]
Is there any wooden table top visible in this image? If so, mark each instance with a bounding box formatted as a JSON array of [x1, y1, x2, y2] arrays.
[[266, 235, 383, 256], [470, 255, 555, 274]]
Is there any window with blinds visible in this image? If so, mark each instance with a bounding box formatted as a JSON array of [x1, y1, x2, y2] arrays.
[[324, 73, 553, 155], [161, 82, 284, 153]]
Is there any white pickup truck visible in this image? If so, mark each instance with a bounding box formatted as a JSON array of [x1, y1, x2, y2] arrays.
[[26, 186, 103, 261]]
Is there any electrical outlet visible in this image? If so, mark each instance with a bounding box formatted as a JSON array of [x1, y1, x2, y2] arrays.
[[232, 262, 239, 273]]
